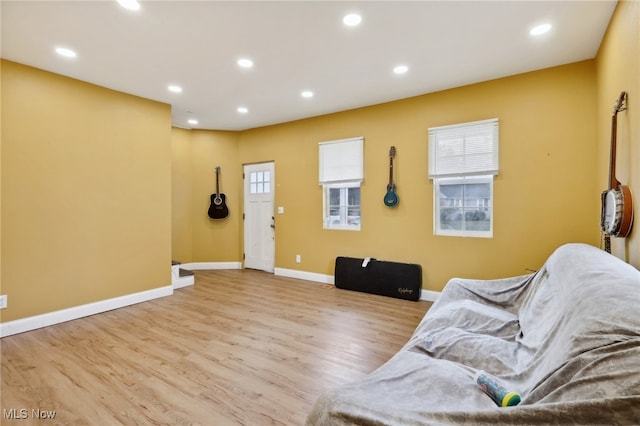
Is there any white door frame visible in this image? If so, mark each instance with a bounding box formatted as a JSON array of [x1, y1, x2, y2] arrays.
[[243, 162, 275, 273]]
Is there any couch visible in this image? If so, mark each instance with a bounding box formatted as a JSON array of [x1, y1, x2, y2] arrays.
[[307, 243, 640, 425]]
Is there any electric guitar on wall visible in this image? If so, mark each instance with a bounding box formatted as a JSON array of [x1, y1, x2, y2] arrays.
[[383, 146, 399, 207], [600, 91, 633, 250], [208, 166, 229, 220]]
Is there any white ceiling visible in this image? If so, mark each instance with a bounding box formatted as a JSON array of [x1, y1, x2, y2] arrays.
[[1, 1, 617, 131]]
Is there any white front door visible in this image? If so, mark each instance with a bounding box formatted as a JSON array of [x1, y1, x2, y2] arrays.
[[243, 162, 275, 272]]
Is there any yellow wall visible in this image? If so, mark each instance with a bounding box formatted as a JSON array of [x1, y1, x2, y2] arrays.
[[4, 2, 636, 325], [171, 127, 193, 262], [171, 128, 241, 263], [236, 61, 598, 290], [1, 60, 172, 322], [167, 0, 637, 286], [595, 0, 640, 268], [0, 58, 3, 320]]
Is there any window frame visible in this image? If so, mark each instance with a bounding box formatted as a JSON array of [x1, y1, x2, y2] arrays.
[[323, 182, 361, 231], [433, 175, 493, 238]]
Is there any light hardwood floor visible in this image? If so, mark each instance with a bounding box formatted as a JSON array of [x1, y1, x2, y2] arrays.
[[1, 269, 431, 425]]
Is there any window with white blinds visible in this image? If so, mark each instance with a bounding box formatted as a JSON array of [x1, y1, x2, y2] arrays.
[[428, 119, 498, 238], [428, 118, 499, 178], [319, 137, 364, 184]]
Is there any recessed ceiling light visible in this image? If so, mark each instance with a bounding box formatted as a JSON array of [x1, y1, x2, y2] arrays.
[[393, 65, 409, 75], [343, 13, 362, 27], [301, 90, 314, 99], [237, 58, 254, 68], [188, 119, 198, 125], [168, 85, 183, 93], [55, 47, 77, 58], [530, 23, 552, 36], [237, 106, 249, 114], [117, 0, 141, 11]]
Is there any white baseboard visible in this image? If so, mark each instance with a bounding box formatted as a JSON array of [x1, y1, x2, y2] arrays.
[[180, 262, 242, 271], [274, 267, 335, 284], [171, 263, 195, 289], [171, 262, 240, 288], [173, 275, 195, 289], [0, 285, 173, 338], [273, 267, 440, 302], [0, 263, 439, 338], [420, 289, 441, 302]]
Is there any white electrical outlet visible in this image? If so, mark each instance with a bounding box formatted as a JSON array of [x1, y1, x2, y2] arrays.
[[295, 254, 301, 263], [0, 295, 7, 309]]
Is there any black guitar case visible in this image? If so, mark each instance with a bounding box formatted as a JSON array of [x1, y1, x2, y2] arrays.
[[334, 257, 422, 301]]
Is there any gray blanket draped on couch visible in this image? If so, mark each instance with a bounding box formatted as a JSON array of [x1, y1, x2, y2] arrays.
[[307, 243, 640, 425]]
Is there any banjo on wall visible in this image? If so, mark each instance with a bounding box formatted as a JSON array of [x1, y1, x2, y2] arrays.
[[600, 91, 633, 246]]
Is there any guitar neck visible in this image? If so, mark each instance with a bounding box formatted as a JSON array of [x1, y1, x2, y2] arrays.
[[608, 92, 626, 190], [215, 168, 221, 195], [388, 158, 394, 185], [608, 113, 619, 190]]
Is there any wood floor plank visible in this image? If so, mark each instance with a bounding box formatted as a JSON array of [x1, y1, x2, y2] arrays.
[[1, 269, 431, 425]]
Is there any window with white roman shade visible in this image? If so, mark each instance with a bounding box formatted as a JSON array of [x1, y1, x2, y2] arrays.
[[319, 137, 364, 184], [319, 137, 363, 230]]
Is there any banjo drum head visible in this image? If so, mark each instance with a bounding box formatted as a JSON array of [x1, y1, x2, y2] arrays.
[[602, 189, 623, 234]]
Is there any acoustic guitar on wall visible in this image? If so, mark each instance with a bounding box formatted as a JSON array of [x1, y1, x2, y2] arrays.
[[383, 146, 399, 207], [208, 166, 229, 220], [600, 91, 633, 249]]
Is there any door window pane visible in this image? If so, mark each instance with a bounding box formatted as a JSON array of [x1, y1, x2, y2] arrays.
[[249, 171, 271, 194]]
